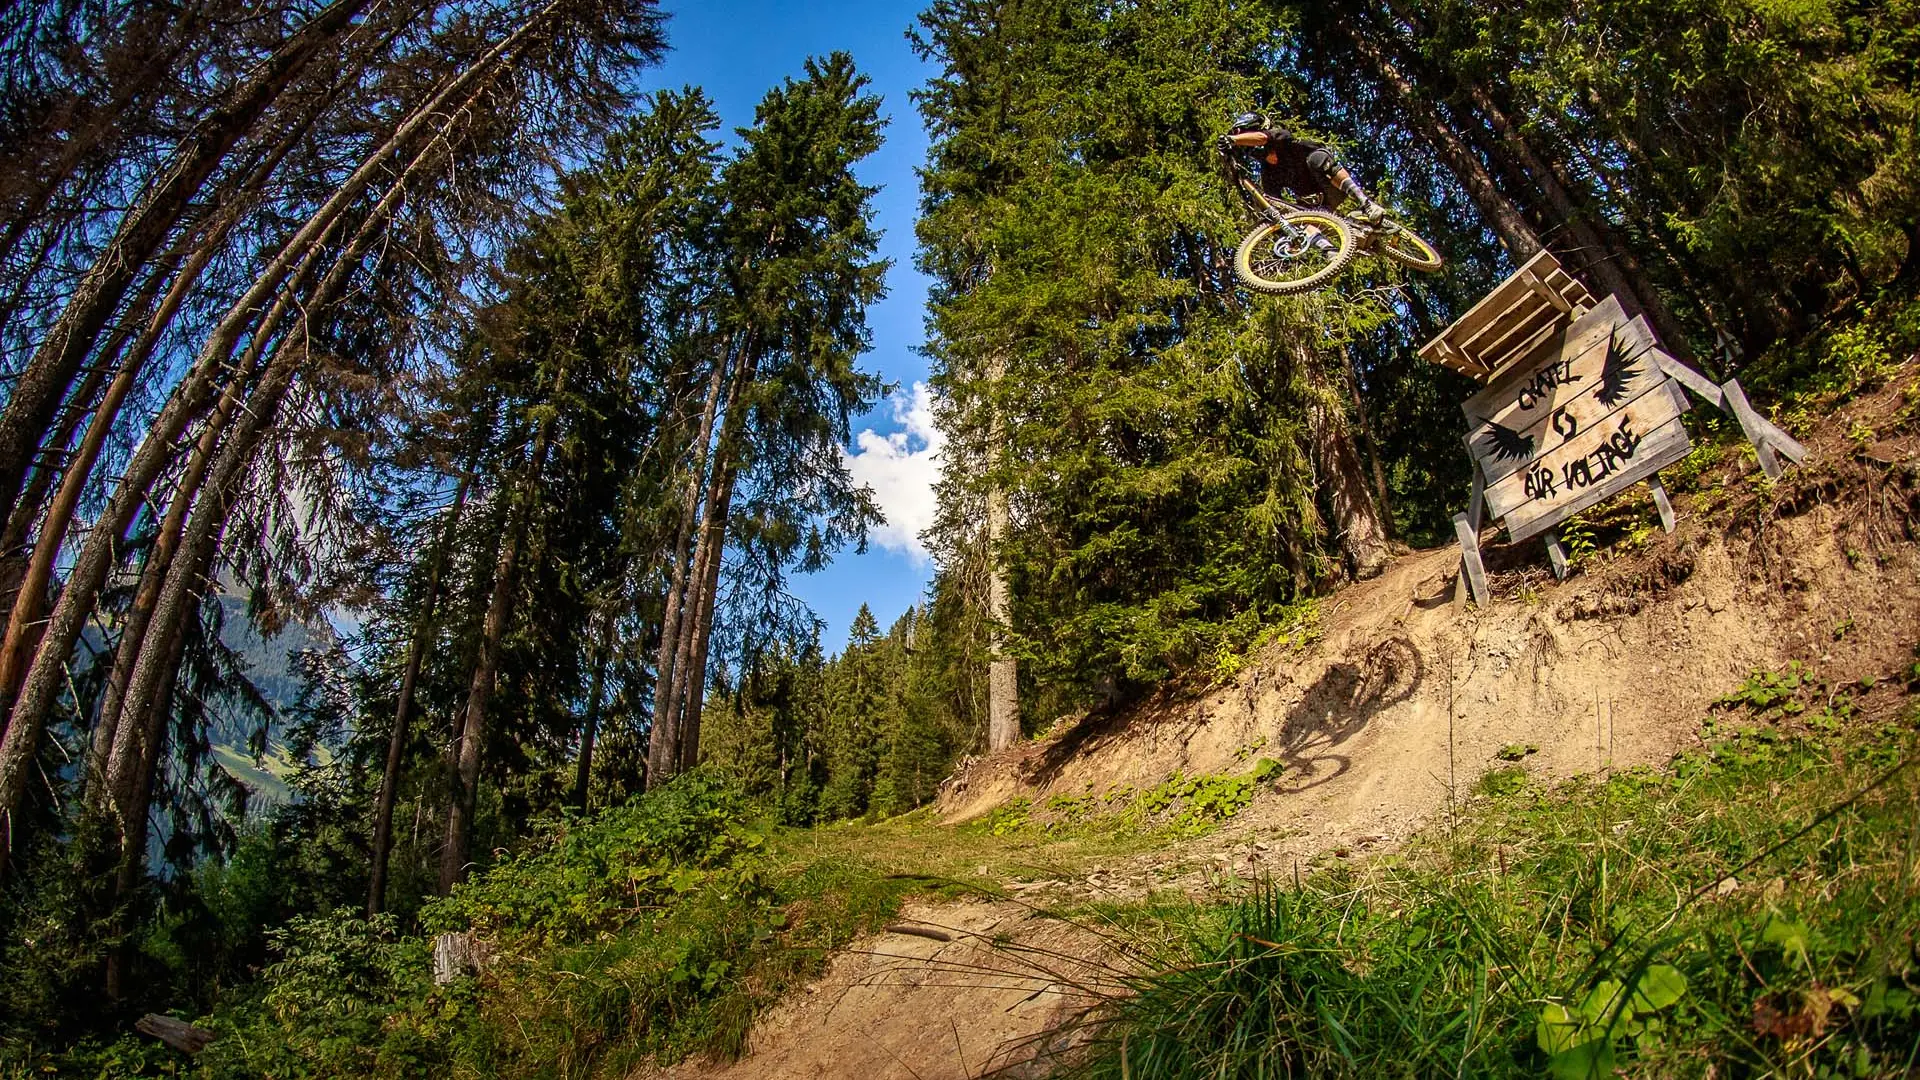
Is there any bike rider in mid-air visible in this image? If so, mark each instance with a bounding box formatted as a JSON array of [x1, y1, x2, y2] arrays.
[[1217, 111, 1387, 226]]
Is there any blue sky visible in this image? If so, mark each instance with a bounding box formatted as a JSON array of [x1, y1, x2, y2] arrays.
[[638, 1, 943, 656]]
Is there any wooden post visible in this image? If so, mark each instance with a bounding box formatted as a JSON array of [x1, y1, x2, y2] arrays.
[[1453, 511, 1490, 608], [1643, 341, 1808, 466], [1543, 530, 1569, 579], [1456, 465, 1488, 608], [1721, 378, 1783, 480], [1647, 475, 1677, 533]]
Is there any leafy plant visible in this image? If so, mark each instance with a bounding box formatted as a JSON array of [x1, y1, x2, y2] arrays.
[[1476, 765, 1529, 797], [1559, 514, 1599, 569], [1535, 963, 1688, 1078]]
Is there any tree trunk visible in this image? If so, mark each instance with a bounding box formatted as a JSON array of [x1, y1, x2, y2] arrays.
[[439, 515, 524, 893], [439, 341, 571, 891], [573, 613, 612, 810], [1296, 337, 1392, 580], [0, 45, 518, 878], [0, 0, 374, 527], [646, 359, 727, 786], [671, 458, 740, 776], [1451, 77, 1696, 355], [101, 330, 306, 851], [101, 472, 215, 1001], [651, 329, 758, 787], [1340, 346, 1395, 536], [985, 353, 1018, 751], [88, 141, 415, 795], [0, 200, 250, 723], [0, 238, 187, 631], [368, 470, 472, 915]]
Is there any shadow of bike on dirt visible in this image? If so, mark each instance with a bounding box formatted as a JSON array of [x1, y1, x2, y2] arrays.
[[1268, 635, 1423, 795], [1016, 635, 1424, 796]]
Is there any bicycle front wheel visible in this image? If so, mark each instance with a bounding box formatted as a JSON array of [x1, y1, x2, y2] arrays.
[[1233, 210, 1357, 296]]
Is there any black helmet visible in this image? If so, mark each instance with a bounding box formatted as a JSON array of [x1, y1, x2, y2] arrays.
[[1229, 111, 1268, 134]]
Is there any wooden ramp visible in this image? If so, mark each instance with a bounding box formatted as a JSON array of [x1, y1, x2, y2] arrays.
[[1419, 250, 1595, 382], [1424, 252, 1808, 609]]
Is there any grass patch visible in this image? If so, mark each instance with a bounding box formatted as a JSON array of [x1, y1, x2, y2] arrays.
[[1060, 677, 1920, 1079], [7, 775, 968, 1079]]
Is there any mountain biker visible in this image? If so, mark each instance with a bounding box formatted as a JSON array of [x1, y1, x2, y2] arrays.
[[1218, 112, 1387, 225]]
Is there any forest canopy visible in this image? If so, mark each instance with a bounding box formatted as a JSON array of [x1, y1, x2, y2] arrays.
[[0, 0, 1915, 1068]]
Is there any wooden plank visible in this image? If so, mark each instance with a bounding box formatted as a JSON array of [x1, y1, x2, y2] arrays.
[[1647, 474, 1676, 533], [1468, 366, 1681, 486], [1480, 379, 1687, 518], [1443, 250, 1566, 345], [1457, 464, 1487, 609], [1422, 250, 1588, 377], [1557, 272, 1596, 312], [1522, 267, 1575, 314], [1439, 338, 1487, 380], [1643, 339, 1726, 405], [1461, 292, 1562, 369], [1761, 420, 1809, 464], [1421, 336, 1488, 380], [1644, 342, 1807, 453], [1544, 530, 1569, 578], [1487, 392, 1689, 521], [1481, 316, 1565, 381], [1644, 342, 1811, 466], [1505, 417, 1696, 542], [1723, 378, 1783, 479], [1463, 295, 1630, 426], [1454, 511, 1490, 608]]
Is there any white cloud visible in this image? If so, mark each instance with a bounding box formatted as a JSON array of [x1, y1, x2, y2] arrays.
[[844, 382, 945, 564]]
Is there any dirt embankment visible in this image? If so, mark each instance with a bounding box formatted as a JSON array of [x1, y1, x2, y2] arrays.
[[938, 374, 1920, 886], [651, 370, 1920, 1080]]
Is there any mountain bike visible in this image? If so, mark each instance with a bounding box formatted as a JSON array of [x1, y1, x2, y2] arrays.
[[1223, 152, 1444, 295]]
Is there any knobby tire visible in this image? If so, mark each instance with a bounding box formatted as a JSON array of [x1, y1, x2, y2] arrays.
[[1233, 210, 1357, 296], [1375, 222, 1444, 272]]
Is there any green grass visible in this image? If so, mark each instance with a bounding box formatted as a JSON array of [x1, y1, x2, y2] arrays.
[[2, 769, 1156, 1079], [18, 660, 1920, 1079], [1057, 686, 1920, 1079]]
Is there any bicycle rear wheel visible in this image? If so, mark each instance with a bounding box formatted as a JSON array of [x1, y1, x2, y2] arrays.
[[1375, 222, 1444, 272], [1233, 210, 1357, 296]]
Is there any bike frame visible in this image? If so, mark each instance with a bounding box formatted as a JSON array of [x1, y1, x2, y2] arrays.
[[1223, 153, 1387, 239]]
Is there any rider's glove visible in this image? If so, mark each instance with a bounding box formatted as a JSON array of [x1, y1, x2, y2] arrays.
[[1359, 199, 1388, 225], [1215, 134, 1234, 155]]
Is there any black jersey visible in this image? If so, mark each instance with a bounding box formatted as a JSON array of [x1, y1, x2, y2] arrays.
[[1249, 127, 1341, 204]]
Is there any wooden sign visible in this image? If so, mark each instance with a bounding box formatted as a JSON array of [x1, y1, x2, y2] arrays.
[[1461, 297, 1694, 543], [1433, 262, 1812, 610]]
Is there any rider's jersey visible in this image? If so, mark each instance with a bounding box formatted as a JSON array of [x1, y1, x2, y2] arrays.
[[1246, 127, 1343, 206]]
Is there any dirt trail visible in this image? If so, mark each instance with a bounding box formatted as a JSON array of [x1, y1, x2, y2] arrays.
[[644, 900, 1115, 1080], [654, 374, 1920, 1079]]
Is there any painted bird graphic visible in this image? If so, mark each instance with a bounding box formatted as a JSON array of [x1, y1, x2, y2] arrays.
[[1477, 419, 1534, 464], [1595, 329, 1644, 407]]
